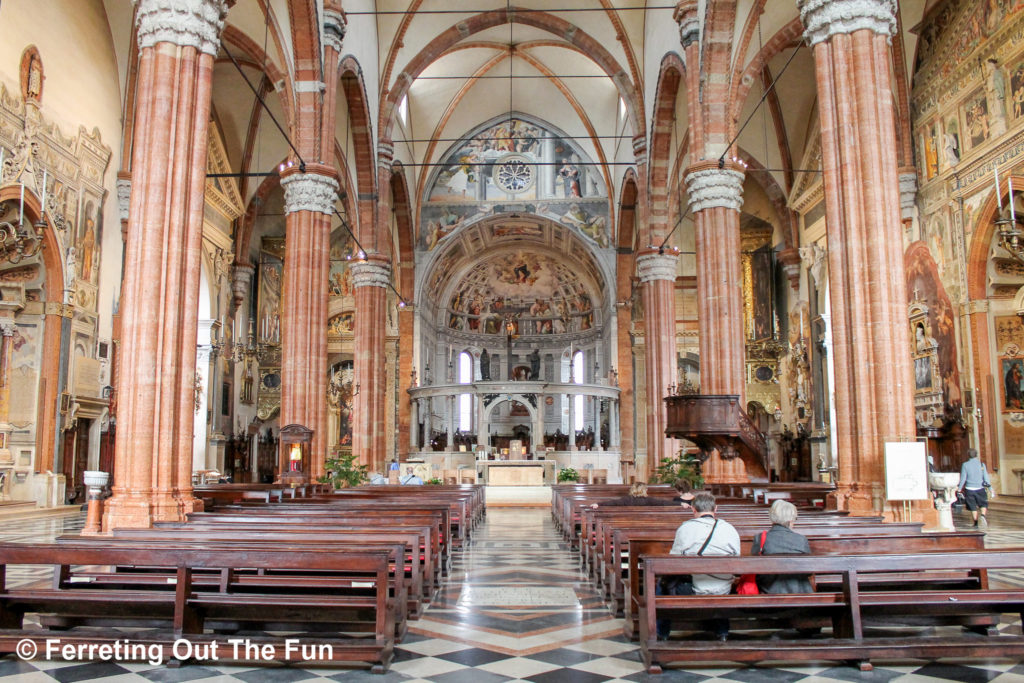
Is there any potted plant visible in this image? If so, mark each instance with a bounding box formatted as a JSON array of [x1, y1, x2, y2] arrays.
[[650, 454, 704, 489], [425, 477, 443, 485], [318, 453, 369, 489], [557, 466, 580, 483]]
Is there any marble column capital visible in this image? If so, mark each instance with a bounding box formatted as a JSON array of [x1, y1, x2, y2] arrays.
[[673, 1, 700, 49], [280, 166, 339, 216], [0, 318, 15, 337], [636, 250, 679, 283], [323, 9, 347, 53], [797, 0, 896, 47], [351, 258, 392, 289], [684, 162, 745, 213], [899, 171, 918, 220], [116, 177, 131, 222], [136, 0, 228, 56]]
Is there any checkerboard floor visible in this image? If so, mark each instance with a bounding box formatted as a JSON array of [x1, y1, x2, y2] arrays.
[[2, 507, 1024, 681]]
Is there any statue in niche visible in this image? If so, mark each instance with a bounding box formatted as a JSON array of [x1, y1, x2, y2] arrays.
[[986, 58, 1008, 138], [529, 348, 541, 380], [480, 348, 490, 381], [20, 48, 43, 103]]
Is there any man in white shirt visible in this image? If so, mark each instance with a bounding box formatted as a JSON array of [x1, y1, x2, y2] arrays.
[[659, 492, 741, 640], [400, 467, 424, 485]]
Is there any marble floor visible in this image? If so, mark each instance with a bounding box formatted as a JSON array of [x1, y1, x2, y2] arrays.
[[2, 506, 1024, 681]]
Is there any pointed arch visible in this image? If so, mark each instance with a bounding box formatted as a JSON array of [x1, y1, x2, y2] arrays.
[[646, 53, 686, 248], [338, 56, 378, 245]]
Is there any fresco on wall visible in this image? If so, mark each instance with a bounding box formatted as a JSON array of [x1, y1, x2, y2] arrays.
[[444, 251, 596, 336], [963, 90, 991, 149], [422, 117, 610, 250], [328, 233, 356, 298], [258, 250, 283, 345], [905, 243, 962, 412]]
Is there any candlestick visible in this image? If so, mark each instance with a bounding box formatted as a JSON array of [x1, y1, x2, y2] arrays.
[[997, 166, 1003, 210], [40, 169, 46, 217], [1012, 178, 1017, 223]]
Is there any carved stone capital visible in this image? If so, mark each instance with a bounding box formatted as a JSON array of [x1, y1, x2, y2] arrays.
[[636, 251, 679, 283], [797, 0, 896, 47], [232, 263, 254, 309], [684, 167, 745, 213], [632, 136, 647, 166], [116, 178, 131, 222], [351, 260, 392, 289], [377, 139, 395, 172], [323, 9, 347, 53], [0, 318, 15, 337], [136, 0, 228, 56], [674, 1, 700, 49], [280, 171, 338, 216], [899, 172, 918, 220]]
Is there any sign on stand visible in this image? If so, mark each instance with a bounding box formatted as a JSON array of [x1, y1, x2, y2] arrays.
[[884, 441, 928, 521]]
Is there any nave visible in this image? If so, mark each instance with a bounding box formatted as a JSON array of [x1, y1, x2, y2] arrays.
[[2, 507, 1024, 683]]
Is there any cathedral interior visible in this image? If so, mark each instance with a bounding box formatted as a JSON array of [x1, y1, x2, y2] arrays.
[[0, 0, 1018, 528]]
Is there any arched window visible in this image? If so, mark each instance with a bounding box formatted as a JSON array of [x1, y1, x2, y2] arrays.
[[458, 351, 473, 432], [573, 350, 584, 432]]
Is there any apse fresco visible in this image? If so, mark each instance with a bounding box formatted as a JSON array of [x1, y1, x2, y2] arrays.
[[445, 251, 596, 336], [421, 117, 610, 250]]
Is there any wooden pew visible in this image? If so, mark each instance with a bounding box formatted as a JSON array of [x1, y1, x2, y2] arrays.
[[0, 543, 399, 672], [620, 531, 986, 638], [638, 550, 1024, 673]]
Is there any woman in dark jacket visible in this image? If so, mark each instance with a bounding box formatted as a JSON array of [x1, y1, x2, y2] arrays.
[[751, 499, 814, 594]]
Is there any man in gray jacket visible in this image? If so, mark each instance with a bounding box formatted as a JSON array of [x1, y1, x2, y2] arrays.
[[958, 449, 991, 528]]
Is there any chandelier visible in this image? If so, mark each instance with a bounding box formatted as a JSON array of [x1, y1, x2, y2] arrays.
[[995, 168, 1024, 263], [209, 319, 272, 364]]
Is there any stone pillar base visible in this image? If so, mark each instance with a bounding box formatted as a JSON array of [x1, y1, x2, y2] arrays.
[[102, 495, 153, 531]]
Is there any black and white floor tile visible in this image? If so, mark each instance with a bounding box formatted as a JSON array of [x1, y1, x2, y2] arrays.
[[2, 507, 1024, 681]]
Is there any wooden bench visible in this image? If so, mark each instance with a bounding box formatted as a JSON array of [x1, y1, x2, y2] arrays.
[[620, 531, 986, 637], [0, 543, 400, 672], [638, 550, 1024, 673]]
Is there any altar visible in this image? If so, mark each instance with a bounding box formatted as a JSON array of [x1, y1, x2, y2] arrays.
[[477, 460, 556, 486]]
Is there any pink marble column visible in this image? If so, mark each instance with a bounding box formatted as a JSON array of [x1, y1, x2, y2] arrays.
[[684, 161, 748, 483], [799, 0, 920, 517], [637, 250, 679, 472], [351, 256, 391, 473], [279, 165, 339, 480], [104, 0, 227, 530], [0, 317, 16, 464]]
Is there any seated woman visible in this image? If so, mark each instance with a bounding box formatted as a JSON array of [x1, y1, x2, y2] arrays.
[[673, 480, 696, 509], [591, 482, 677, 508], [752, 499, 813, 594]]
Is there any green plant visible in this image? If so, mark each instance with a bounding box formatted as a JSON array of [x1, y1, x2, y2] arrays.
[[557, 466, 580, 483], [425, 477, 443, 485], [650, 454, 704, 489], [317, 453, 369, 489]]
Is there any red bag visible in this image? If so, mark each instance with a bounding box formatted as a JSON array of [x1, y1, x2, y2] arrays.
[[735, 531, 767, 595]]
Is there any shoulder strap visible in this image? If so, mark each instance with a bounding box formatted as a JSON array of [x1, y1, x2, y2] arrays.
[[756, 530, 767, 555], [697, 518, 719, 555]]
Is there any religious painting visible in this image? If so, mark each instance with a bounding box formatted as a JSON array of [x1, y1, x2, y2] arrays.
[[963, 90, 991, 149], [328, 312, 353, 337], [915, 356, 934, 391], [922, 121, 939, 179], [257, 249, 283, 345], [1011, 58, 1024, 119], [492, 221, 543, 239], [328, 233, 355, 298], [750, 244, 774, 341], [996, 315, 1024, 354], [77, 194, 102, 286], [558, 203, 608, 247], [1003, 358, 1024, 411]]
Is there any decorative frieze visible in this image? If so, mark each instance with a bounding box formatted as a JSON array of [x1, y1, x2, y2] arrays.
[[351, 261, 392, 289], [136, 0, 228, 56], [797, 0, 896, 47], [280, 172, 338, 216], [684, 167, 745, 213], [636, 252, 679, 283]]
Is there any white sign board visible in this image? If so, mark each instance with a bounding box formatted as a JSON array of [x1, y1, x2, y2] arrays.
[[884, 441, 929, 501]]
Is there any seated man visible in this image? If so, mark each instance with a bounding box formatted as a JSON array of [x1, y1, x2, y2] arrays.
[[658, 492, 740, 640], [400, 466, 424, 485]]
